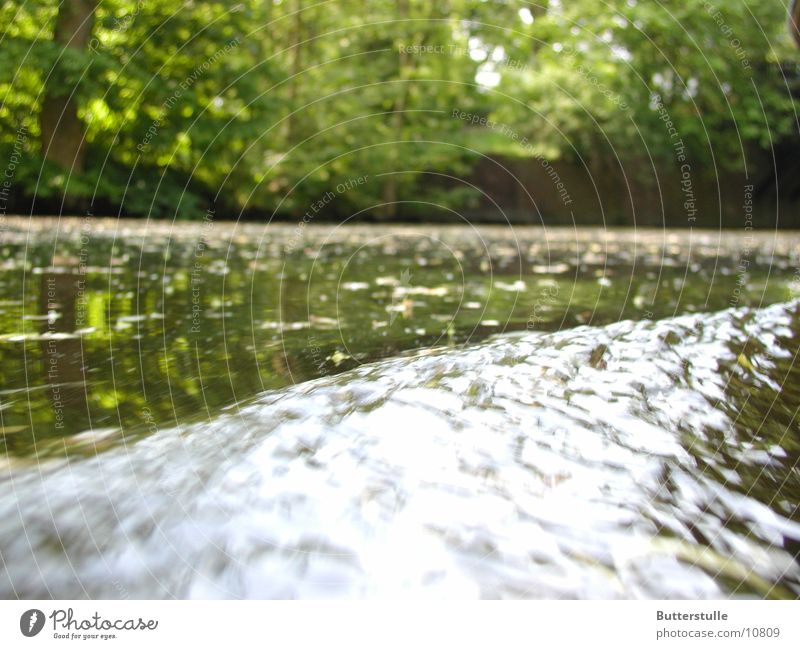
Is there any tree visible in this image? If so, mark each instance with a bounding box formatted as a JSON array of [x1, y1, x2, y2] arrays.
[[40, 0, 97, 174], [490, 0, 797, 176], [0, 0, 797, 221]]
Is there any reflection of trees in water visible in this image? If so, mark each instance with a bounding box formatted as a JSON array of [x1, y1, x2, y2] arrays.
[[1, 228, 798, 458], [38, 272, 90, 438]]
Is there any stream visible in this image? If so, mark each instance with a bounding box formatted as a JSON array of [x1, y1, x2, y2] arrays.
[[0, 220, 798, 598]]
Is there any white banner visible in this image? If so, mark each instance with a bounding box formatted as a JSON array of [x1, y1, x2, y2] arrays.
[[0, 601, 797, 648]]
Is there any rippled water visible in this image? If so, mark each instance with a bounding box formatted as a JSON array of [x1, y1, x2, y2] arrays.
[[0, 219, 799, 598], [0, 219, 795, 458]]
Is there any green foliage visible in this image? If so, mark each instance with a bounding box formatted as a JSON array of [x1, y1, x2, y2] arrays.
[[0, 0, 797, 218], [493, 0, 798, 170]]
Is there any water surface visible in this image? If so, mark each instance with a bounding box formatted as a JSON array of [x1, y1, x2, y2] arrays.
[[1, 219, 795, 458], [0, 219, 799, 599]]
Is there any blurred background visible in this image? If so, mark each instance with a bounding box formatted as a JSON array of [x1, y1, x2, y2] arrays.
[[0, 0, 798, 226]]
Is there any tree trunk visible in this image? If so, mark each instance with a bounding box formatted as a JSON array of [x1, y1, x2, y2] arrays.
[[40, 0, 97, 173], [379, 0, 412, 220], [792, 0, 800, 48], [285, 0, 304, 142]]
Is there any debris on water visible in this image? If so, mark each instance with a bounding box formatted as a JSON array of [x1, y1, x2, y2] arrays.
[[532, 263, 570, 273], [328, 350, 351, 366], [495, 280, 527, 292], [64, 428, 122, 449], [737, 353, 755, 372], [589, 343, 608, 369], [308, 316, 339, 328], [0, 331, 83, 342]]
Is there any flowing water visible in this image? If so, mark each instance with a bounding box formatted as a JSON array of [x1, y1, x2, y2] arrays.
[[0, 218, 799, 598]]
